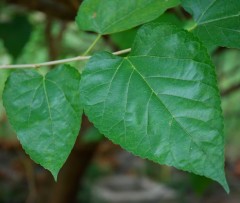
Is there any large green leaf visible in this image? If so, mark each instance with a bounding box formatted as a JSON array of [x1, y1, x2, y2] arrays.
[[80, 23, 229, 191], [76, 0, 180, 34], [181, 0, 240, 49], [3, 65, 82, 179]]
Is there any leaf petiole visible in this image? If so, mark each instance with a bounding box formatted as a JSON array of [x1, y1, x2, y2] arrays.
[[82, 34, 102, 56]]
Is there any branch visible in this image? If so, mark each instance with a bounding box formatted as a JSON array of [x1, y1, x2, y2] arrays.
[[221, 83, 240, 97], [5, 0, 82, 21], [0, 48, 131, 69]]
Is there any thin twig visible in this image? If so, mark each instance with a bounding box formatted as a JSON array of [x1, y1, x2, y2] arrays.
[[0, 48, 131, 69], [221, 83, 240, 97], [113, 48, 131, 55]]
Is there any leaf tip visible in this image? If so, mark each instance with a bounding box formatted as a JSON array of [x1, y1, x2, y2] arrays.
[[221, 180, 230, 194], [217, 173, 230, 194], [48, 166, 60, 182], [52, 170, 59, 182]]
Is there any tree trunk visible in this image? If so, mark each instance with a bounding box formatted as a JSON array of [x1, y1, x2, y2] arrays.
[[49, 116, 99, 203], [5, 0, 82, 20]]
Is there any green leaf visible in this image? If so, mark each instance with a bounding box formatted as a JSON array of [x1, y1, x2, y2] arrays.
[[3, 65, 82, 179], [0, 70, 9, 98], [0, 15, 32, 59], [0, 70, 9, 117], [76, 0, 180, 34], [153, 12, 185, 27], [80, 23, 229, 192], [110, 12, 184, 50], [181, 0, 240, 49], [110, 29, 138, 50]]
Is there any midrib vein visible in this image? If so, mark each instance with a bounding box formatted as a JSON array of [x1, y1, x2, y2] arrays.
[[42, 78, 55, 148], [46, 79, 79, 117]]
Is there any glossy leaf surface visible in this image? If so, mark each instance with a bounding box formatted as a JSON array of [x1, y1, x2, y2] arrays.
[[80, 23, 229, 191], [76, 0, 180, 34], [182, 0, 240, 48], [3, 65, 82, 179]]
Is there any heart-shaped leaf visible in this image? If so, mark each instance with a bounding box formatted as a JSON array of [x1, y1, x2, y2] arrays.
[[181, 0, 240, 49], [76, 0, 180, 34], [80, 23, 229, 192], [3, 65, 82, 179]]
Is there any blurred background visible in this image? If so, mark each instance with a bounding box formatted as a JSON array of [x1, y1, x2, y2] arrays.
[[0, 1, 240, 203]]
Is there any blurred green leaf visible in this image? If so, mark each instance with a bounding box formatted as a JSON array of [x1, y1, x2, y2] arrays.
[[153, 12, 184, 27], [189, 173, 213, 196], [0, 15, 32, 59], [214, 49, 240, 90], [82, 126, 104, 143], [111, 29, 138, 50]]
